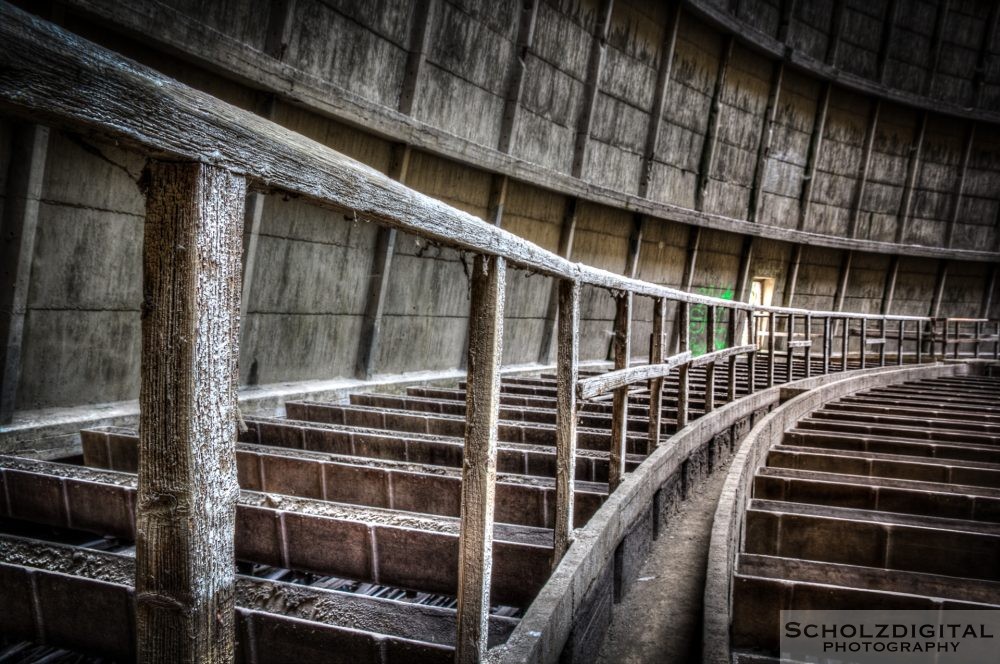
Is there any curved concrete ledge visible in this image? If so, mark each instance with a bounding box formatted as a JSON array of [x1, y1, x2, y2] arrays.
[[701, 361, 969, 664]]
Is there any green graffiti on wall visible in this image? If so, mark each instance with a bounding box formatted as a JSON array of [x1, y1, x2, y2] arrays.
[[690, 286, 734, 355]]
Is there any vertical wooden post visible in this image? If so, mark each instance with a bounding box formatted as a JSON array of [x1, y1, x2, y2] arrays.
[[538, 199, 577, 364], [747, 312, 757, 394], [952, 320, 959, 359], [994, 320, 999, 360], [785, 313, 796, 381], [727, 309, 738, 402], [860, 318, 868, 369], [553, 279, 579, 564], [803, 314, 812, 378], [456, 254, 506, 664], [609, 292, 632, 492], [841, 316, 850, 371], [767, 311, 776, 386], [897, 319, 904, 365], [916, 322, 924, 364], [878, 318, 887, 366], [648, 297, 666, 449], [138, 161, 245, 664], [822, 316, 831, 374], [704, 306, 716, 413], [677, 301, 690, 428]]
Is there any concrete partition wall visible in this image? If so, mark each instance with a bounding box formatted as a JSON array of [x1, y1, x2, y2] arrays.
[[701, 361, 969, 664]]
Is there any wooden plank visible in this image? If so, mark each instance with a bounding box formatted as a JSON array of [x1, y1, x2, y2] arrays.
[[688, 344, 756, 368], [841, 314, 850, 370], [946, 122, 975, 248], [553, 279, 579, 563], [637, 1, 681, 198], [608, 292, 631, 492], [356, 144, 412, 379], [748, 62, 784, 223], [577, 351, 692, 400], [822, 315, 831, 374], [398, 0, 437, 115], [767, 311, 776, 385], [456, 254, 506, 664], [785, 312, 796, 380], [695, 36, 735, 211], [848, 100, 881, 238], [648, 297, 667, 449], [537, 199, 578, 364], [138, 161, 245, 663], [572, 0, 615, 179], [798, 82, 831, 231], [498, 0, 540, 154], [895, 112, 928, 244], [0, 123, 48, 425], [787, 340, 813, 348]]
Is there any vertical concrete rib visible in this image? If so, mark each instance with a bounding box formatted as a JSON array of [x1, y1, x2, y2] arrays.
[[695, 36, 734, 212], [498, 0, 540, 154], [979, 264, 997, 319], [734, 236, 755, 303], [240, 96, 277, 331], [945, 121, 975, 248], [356, 144, 411, 379], [895, 112, 927, 244], [849, 100, 881, 239], [138, 161, 245, 663], [783, 244, 802, 307], [538, 198, 578, 364], [798, 82, 831, 231], [399, 0, 438, 115], [930, 259, 949, 318], [748, 61, 784, 223], [0, 124, 48, 425], [881, 255, 900, 315], [923, 0, 951, 97], [875, 0, 899, 83], [671, 225, 701, 354], [973, 4, 1000, 107], [456, 254, 505, 664], [825, 0, 847, 65], [571, 0, 615, 179], [637, 1, 681, 198], [834, 250, 853, 312], [263, 0, 296, 61]]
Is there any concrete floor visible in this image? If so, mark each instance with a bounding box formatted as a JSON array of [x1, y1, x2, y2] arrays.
[[595, 458, 733, 664]]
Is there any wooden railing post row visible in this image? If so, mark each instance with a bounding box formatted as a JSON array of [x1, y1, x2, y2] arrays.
[[677, 301, 691, 428], [704, 305, 716, 413], [726, 307, 738, 402], [138, 161, 246, 663], [608, 290, 632, 492], [647, 297, 666, 449], [767, 311, 776, 386], [553, 278, 580, 564], [456, 254, 506, 664]]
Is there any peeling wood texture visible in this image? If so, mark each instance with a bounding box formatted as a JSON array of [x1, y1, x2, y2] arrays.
[[456, 254, 506, 664], [553, 279, 579, 564], [138, 161, 246, 664], [0, 123, 48, 425]]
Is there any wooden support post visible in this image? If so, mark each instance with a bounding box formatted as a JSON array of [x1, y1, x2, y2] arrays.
[[952, 320, 960, 359], [553, 279, 579, 564], [727, 308, 738, 402], [849, 100, 880, 238], [804, 313, 812, 378], [677, 302, 691, 428], [637, 1, 681, 198], [138, 161, 245, 663], [767, 312, 776, 386], [878, 318, 886, 366], [748, 312, 757, 393], [783, 244, 802, 307], [538, 199, 578, 364], [695, 36, 734, 211], [0, 123, 48, 425], [897, 319, 904, 365], [973, 3, 1000, 107], [798, 82, 831, 230], [841, 316, 850, 371], [916, 321, 924, 364], [896, 112, 927, 244], [946, 122, 975, 248], [263, 0, 296, 61], [609, 291, 632, 492], [826, 0, 847, 65], [943, 320, 951, 360], [822, 316, 831, 374], [498, 0, 540, 154], [748, 61, 783, 223], [572, 0, 615, 178], [356, 144, 412, 379], [785, 313, 795, 381], [704, 305, 716, 412], [923, 0, 951, 97], [399, 0, 437, 115], [860, 318, 868, 369], [648, 297, 666, 449], [875, 0, 899, 83], [994, 320, 999, 360], [456, 254, 506, 664], [974, 320, 982, 359]]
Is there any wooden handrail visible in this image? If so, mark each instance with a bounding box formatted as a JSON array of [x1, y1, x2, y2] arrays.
[[577, 352, 693, 400], [688, 345, 758, 368]]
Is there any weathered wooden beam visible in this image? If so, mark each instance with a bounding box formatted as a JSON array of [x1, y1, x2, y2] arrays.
[[923, 0, 951, 97], [895, 111, 928, 244], [577, 350, 691, 400], [553, 279, 579, 563], [783, 244, 803, 307], [798, 82, 832, 231], [881, 254, 900, 315], [0, 123, 48, 425], [456, 254, 506, 664], [262, 0, 296, 61], [973, 3, 1000, 107], [695, 36, 735, 212], [930, 259, 949, 319], [945, 122, 976, 248], [825, 0, 847, 65], [608, 291, 632, 492], [637, 1, 681, 198], [537, 198, 578, 364], [572, 0, 615, 179], [748, 62, 784, 223], [399, 0, 438, 115], [138, 161, 246, 663], [356, 144, 412, 379], [980, 264, 998, 319], [848, 100, 881, 238], [498, 0, 540, 154], [648, 297, 666, 449], [875, 0, 899, 83]]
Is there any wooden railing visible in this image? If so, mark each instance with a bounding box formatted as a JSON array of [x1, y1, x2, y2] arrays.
[[0, 4, 996, 663]]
